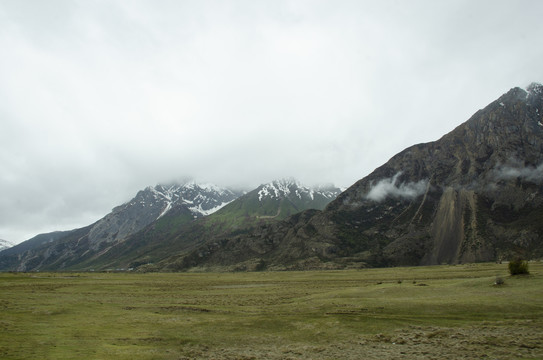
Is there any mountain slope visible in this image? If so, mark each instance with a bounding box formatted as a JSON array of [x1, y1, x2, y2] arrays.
[[0, 182, 241, 271], [156, 83, 543, 271], [0, 231, 74, 270]]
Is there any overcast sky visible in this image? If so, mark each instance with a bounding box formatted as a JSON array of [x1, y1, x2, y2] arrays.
[[1, 0, 542, 244]]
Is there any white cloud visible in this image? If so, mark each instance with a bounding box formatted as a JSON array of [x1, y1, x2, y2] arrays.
[[366, 173, 428, 202], [493, 161, 543, 184]]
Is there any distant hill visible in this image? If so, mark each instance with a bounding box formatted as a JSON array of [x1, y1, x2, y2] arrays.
[[153, 83, 543, 271]]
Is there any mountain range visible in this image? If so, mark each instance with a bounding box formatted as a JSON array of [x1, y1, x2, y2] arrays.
[[1, 83, 542, 272], [0, 180, 342, 271]]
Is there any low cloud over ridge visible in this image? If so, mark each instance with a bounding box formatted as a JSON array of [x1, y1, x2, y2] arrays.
[[366, 173, 428, 202], [492, 160, 543, 184]]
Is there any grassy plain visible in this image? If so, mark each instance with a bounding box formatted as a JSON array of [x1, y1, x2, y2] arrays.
[[1, 262, 542, 359]]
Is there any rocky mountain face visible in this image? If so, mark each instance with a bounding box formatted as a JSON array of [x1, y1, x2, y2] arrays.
[[0, 182, 241, 271], [0, 231, 73, 269], [156, 83, 543, 271]]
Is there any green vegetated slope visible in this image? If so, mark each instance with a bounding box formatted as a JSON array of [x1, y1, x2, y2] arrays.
[[199, 183, 337, 233], [1, 263, 542, 359], [199, 193, 293, 233]]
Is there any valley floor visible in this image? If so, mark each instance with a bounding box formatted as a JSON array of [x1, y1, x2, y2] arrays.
[[1, 263, 542, 359]]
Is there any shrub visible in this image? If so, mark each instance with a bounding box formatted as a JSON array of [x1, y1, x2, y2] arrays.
[[508, 258, 529, 276]]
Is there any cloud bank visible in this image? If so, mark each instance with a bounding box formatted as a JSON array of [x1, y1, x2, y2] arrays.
[[1, 1, 543, 243]]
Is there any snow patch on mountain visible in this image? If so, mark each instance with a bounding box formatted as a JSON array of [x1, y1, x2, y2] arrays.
[[527, 82, 543, 96], [258, 178, 298, 201], [189, 200, 235, 216], [148, 182, 241, 219], [157, 201, 173, 220], [257, 178, 342, 202], [0, 239, 15, 252]]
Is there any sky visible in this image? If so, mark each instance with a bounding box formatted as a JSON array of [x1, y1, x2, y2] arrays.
[[1, 0, 543, 244]]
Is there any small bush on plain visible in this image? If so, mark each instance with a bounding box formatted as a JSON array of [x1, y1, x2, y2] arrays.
[[508, 258, 529, 276]]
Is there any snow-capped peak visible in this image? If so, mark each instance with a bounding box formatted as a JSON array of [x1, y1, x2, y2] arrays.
[[0, 239, 15, 252], [258, 178, 296, 200], [146, 182, 241, 219], [527, 82, 543, 96], [257, 178, 341, 202]]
